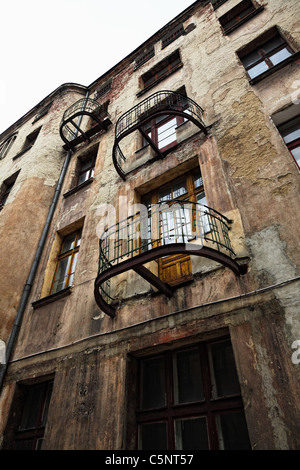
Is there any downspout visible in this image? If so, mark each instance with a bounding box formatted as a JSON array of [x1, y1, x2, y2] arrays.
[[0, 90, 90, 391]]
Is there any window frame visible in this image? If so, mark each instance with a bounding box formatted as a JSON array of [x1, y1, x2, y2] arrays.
[[238, 28, 297, 84], [135, 337, 251, 450], [141, 169, 207, 286], [141, 114, 185, 152], [278, 115, 300, 170], [219, 0, 263, 35], [139, 50, 183, 95], [77, 155, 96, 186], [13, 380, 53, 450], [51, 228, 82, 294], [0, 134, 17, 160]]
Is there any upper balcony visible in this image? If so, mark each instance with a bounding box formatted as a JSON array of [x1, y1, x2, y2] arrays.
[[94, 199, 247, 318], [59, 98, 112, 150], [112, 90, 207, 180]]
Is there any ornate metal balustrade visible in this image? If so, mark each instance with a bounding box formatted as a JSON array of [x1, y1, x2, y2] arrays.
[[94, 199, 246, 317], [60, 98, 111, 149], [112, 90, 207, 180]]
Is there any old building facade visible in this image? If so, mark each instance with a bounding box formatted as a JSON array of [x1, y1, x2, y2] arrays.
[[0, 0, 299, 450]]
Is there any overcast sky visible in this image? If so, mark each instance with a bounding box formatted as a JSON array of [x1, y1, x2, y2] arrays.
[[0, 0, 196, 134]]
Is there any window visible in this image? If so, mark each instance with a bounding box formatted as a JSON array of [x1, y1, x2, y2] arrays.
[[136, 338, 251, 450], [219, 0, 263, 34], [51, 229, 82, 294], [0, 171, 20, 210], [141, 50, 182, 91], [0, 134, 17, 160], [141, 90, 189, 152], [77, 155, 95, 185], [33, 102, 52, 123], [20, 127, 42, 154], [94, 79, 112, 100], [13, 380, 53, 450], [238, 28, 294, 82], [141, 114, 184, 152], [134, 46, 155, 70], [142, 169, 207, 286], [161, 23, 184, 49], [278, 115, 300, 169], [211, 0, 228, 9]]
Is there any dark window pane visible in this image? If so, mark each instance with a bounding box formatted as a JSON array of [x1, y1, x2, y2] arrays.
[[175, 417, 209, 450], [279, 117, 300, 143], [262, 35, 285, 54], [15, 439, 35, 450], [61, 233, 76, 254], [139, 422, 168, 450], [217, 411, 251, 449], [19, 384, 46, 430], [174, 348, 204, 404], [209, 339, 241, 398], [140, 356, 166, 409]]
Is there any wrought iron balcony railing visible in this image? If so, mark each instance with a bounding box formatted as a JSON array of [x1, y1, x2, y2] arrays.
[[94, 199, 245, 317], [112, 90, 207, 180], [60, 98, 111, 149]]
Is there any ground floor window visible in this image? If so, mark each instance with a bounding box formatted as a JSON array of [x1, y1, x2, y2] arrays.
[[136, 337, 251, 450], [7, 380, 54, 450]]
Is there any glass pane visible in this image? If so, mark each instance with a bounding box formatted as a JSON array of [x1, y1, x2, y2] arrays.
[[279, 117, 300, 145], [291, 146, 300, 167], [269, 47, 292, 66], [247, 60, 269, 78], [68, 252, 78, 287], [139, 422, 168, 450], [140, 356, 166, 409], [159, 184, 172, 202], [78, 170, 90, 185], [242, 50, 261, 68], [194, 169, 203, 189], [61, 233, 76, 254], [160, 208, 175, 244], [19, 384, 45, 430], [217, 411, 251, 450], [175, 417, 209, 450], [173, 177, 187, 198], [75, 230, 82, 247], [209, 339, 241, 398], [15, 439, 35, 450], [174, 348, 204, 404], [262, 35, 285, 54], [157, 117, 177, 149], [52, 256, 71, 293], [196, 192, 210, 234]]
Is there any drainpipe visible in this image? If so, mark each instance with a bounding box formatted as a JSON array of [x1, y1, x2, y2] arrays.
[[0, 91, 90, 391]]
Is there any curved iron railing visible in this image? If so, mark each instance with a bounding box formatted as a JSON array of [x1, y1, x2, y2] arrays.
[[112, 91, 207, 179], [94, 199, 243, 317], [60, 98, 111, 148]]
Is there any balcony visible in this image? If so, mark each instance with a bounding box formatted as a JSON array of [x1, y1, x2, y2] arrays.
[[112, 90, 207, 180], [60, 98, 111, 150], [94, 199, 246, 317]]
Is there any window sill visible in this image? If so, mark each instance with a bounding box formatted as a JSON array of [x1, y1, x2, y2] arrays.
[[249, 50, 300, 85], [63, 177, 94, 198], [12, 145, 32, 160], [32, 286, 72, 309], [136, 63, 183, 98], [222, 7, 264, 35]]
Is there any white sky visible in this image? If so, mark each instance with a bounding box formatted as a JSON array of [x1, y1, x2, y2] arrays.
[[0, 0, 196, 134]]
